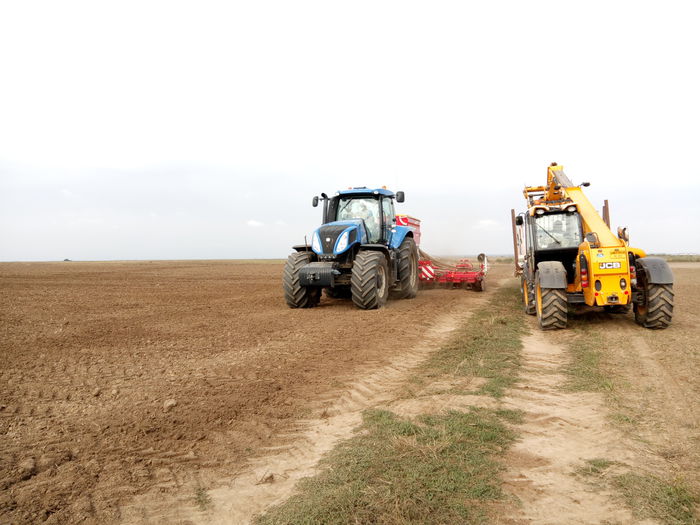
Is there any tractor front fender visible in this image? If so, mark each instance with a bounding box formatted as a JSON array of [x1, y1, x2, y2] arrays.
[[293, 244, 313, 253], [389, 226, 413, 249], [536, 261, 567, 289], [636, 257, 673, 285]]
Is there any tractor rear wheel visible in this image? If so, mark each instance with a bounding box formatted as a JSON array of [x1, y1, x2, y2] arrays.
[[351, 251, 389, 310], [535, 271, 567, 329], [283, 252, 321, 308], [473, 279, 485, 292], [392, 237, 419, 299], [634, 283, 673, 329], [522, 277, 536, 315]]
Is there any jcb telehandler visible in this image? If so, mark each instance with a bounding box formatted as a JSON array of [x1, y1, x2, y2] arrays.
[[512, 163, 674, 330], [284, 187, 419, 310]]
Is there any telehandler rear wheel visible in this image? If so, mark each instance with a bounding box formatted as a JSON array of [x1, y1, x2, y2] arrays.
[[283, 252, 321, 308], [634, 283, 674, 329], [522, 277, 536, 315], [535, 272, 567, 329], [391, 237, 419, 299], [351, 251, 389, 310]]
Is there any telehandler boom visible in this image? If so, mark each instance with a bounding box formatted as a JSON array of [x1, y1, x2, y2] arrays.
[[512, 163, 674, 330]]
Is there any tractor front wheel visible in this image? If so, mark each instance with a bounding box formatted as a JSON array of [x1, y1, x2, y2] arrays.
[[535, 271, 567, 329], [283, 252, 321, 308], [351, 251, 389, 310]]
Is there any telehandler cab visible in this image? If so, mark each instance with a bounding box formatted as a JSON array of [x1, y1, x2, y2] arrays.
[[512, 163, 674, 330], [284, 187, 419, 310]]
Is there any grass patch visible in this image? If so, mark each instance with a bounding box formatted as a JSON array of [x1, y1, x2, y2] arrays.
[[577, 457, 616, 476], [257, 408, 518, 525], [422, 283, 526, 398], [614, 473, 699, 525], [194, 486, 212, 511], [562, 325, 614, 393]]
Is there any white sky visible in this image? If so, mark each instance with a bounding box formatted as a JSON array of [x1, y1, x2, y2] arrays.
[[1, 0, 699, 261]]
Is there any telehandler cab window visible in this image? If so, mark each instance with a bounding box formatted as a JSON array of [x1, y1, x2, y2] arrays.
[[337, 197, 381, 243], [534, 213, 581, 250]]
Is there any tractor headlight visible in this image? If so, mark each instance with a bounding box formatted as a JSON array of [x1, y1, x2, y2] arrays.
[[335, 230, 350, 254], [311, 232, 322, 254]]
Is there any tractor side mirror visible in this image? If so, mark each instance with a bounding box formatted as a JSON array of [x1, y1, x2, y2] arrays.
[[515, 216, 523, 226], [396, 191, 405, 203], [312, 196, 319, 207], [585, 232, 600, 247]]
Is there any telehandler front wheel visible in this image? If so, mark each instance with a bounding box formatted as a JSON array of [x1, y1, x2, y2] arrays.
[[535, 272, 567, 330], [283, 252, 321, 308], [522, 277, 536, 315], [351, 251, 389, 310], [634, 283, 674, 329]]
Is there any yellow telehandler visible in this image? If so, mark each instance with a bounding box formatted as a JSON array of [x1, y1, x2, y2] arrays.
[[511, 163, 674, 330]]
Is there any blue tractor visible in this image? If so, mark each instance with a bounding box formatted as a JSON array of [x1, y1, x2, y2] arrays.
[[283, 187, 419, 309]]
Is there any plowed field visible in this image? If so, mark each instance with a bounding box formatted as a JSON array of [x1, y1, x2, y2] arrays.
[[0, 260, 501, 524]]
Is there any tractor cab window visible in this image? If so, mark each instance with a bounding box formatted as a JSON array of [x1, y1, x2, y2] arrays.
[[534, 213, 582, 250], [336, 197, 381, 243], [381, 198, 394, 238]]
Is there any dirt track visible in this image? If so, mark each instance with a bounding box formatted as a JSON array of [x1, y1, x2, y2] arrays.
[[0, 260, 501, 524]]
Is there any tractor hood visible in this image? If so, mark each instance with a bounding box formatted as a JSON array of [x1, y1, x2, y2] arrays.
[[311, 220, 367, 256]]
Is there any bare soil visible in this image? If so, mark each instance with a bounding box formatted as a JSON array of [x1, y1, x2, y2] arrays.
[[0, 260, 504, 524]]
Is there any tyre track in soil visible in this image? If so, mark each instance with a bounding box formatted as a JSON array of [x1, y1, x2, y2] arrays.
[[500, 328, 646, 525], [117, 279, 506, 525]]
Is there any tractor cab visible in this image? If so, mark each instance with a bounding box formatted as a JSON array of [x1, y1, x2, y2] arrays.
[[310, 188, 405, 262], [518, 209, 584, 286]]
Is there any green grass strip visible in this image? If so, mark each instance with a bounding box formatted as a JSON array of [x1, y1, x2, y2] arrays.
[[422, 282, 526, 398], [257, 408, 519, 525], [614, 473, 699, 525]]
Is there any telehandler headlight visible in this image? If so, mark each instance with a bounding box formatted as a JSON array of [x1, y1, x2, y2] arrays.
[[535, 208, 545, 215], [311, 232, 322, 254], [566, 205, 577, 213], [620, 278, 627, 289]]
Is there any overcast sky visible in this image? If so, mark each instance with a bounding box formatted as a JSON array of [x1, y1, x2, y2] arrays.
[[1, 0, 699, 261]]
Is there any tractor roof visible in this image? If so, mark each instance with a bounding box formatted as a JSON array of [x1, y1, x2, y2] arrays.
[[336, 187, 395, 197]]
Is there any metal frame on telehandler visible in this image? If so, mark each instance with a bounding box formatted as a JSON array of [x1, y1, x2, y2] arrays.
[[512, 163, 674, 330]]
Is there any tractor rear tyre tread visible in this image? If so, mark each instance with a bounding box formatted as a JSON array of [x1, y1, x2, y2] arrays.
[[473, 279, 485, 292], [391, 237, 419, 299], [635, 283, 673, 329], [351, 251, 389, 310], [283, 252, 321, 308]]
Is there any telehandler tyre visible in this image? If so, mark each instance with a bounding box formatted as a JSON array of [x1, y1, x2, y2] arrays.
[[634, 283, 674, 329], [522, 277, 536, 315], [283, 252, 321, 308], [391, 236, 419, 299], [535, 271, 567, 329], [351, 251, 389, 310]]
